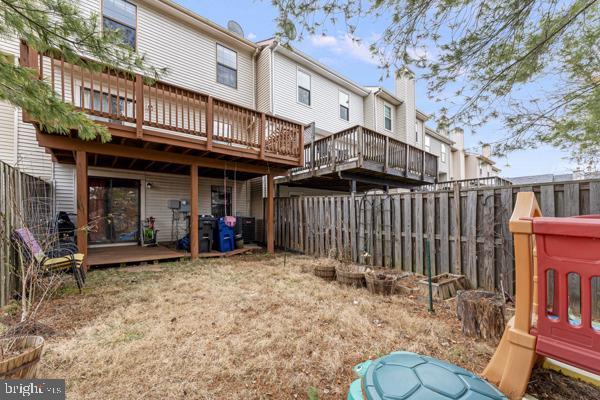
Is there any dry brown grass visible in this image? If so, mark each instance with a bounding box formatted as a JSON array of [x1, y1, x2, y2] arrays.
[[34, 253, 498, 399]]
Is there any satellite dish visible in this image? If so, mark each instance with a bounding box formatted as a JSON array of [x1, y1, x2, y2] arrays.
[[227, 20, 244, 38], [283, 19, 297, 41]]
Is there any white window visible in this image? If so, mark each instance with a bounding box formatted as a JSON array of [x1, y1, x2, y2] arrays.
[[383, 104, 392, 131], [424, 136, 431, 152], [339, 91, 349, 121], [297, 69, 311, 106], [441, 144, 447, 163], [216, 44, 237, 88], [103, 0, 137, 48]]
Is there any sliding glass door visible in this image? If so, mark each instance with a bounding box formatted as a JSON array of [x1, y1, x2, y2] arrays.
[[88, 177, 140, 244]]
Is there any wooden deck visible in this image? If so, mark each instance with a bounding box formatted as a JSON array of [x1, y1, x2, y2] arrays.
[[21, 43, 303, 172], [87, 243, 263, 266], [277, 126, 438, 191], [88, 245, 189, 266]]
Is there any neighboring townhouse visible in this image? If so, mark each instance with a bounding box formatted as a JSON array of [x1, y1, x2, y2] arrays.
[[424, 126, 453, 182], [449, 128, 501, 180], [1, 0, 305, 263]]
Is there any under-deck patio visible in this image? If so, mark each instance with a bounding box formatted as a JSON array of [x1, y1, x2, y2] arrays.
[[20, 43, 291, 265], [277, 126, 438, 191]]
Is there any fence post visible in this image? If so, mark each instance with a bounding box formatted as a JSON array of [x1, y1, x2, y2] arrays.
[[453, 184, 462, 275]]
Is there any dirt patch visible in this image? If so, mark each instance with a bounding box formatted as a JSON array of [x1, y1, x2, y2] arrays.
[[5, 254, 596, 399], [528, 366, 600, 400]]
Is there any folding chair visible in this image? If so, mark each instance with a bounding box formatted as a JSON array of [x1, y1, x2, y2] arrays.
[[14, 227, 86, 292]]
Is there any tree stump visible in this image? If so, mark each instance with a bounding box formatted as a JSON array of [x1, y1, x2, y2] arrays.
[[456, 290, 505, 340]]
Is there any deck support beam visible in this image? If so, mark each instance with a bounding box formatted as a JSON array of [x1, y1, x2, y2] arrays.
[[190, 165, 198, 259], [75, 151, 88, 268], [266, 174, 275, 253]]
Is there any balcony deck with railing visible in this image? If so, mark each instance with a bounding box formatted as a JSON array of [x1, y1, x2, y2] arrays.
[[418, 176, 512, 192], [20, 44, 303, 176], [278, 125, 438, 191]]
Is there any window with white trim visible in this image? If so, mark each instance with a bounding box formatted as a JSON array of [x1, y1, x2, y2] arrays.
[[441, 144, 447, 163], [103, 0, 137, 48], [339, 91, 349, 121], [383, 104, 392, 131], [216, 44, 237, 88], [297, 69, 311, 106], [424, 136, 431, 152]]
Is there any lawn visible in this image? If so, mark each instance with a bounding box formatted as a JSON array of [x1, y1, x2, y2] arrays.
[[6, 253, 598, 399]]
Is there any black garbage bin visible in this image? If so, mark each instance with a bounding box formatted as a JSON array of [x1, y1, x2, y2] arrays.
[[199, 215, 216, 252]]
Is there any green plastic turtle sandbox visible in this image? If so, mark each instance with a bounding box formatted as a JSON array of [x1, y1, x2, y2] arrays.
[[347, 351, 507, 400]]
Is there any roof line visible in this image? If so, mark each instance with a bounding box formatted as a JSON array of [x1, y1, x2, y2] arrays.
[[147, 0, 258, 49], [270, 40, 369, 96]]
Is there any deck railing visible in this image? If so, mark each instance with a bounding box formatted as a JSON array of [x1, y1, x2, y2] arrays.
[[20, 44, 303, 165], [419, 176, 512, 191], [291, 125, 438, 181]]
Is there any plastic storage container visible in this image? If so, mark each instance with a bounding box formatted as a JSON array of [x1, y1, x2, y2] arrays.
[[215, 217, 235, 252], [199, 216, 216, 253]]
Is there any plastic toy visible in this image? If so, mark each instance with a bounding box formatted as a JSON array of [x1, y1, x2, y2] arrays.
[[483, 192, 600, 398], [347, 351, 506, 400]]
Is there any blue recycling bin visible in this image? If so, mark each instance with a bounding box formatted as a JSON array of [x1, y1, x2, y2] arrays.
[[215, 217, 235, 252]]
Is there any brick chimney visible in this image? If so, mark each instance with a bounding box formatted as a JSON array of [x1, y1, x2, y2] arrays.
[[394, 68, 416, 143]]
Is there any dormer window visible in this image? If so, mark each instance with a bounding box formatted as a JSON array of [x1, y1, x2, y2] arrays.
[[103, 0, 137, 49]]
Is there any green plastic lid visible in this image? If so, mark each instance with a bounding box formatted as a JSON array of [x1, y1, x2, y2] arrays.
[[362, 352, 507, 400]]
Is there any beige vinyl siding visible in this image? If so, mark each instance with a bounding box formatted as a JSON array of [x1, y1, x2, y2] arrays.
[[256, 47, 272, 113], [137, 3, 255, 109], [363, 93, 375, 130], [272, 52, 363, 134], [0, 102, 15, 165], [53, 164, 76, 214], [15, 111, 53, 180]]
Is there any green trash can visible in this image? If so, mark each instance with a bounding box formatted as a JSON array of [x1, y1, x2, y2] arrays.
[[347, 351, 507, 400]]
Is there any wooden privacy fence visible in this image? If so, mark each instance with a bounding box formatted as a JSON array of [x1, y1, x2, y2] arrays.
[[275, 179, 600, 295], [0, 161, 53, 306]]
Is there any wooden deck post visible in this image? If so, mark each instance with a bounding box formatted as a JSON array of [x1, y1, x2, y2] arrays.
[[75, 151, 88, 268], [266, 174, 275, 253], [190, 165, 198, 259], [135, 74, 144, 138], [207, 96, 214, 151], [259, 112, 266, 159]]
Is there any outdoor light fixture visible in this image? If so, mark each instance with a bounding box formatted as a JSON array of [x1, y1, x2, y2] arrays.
[[146, 182, 153, 190]]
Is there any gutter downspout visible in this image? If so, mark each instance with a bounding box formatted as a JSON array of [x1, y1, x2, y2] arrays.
[[269, 41, 279, 115], [252, 46, 260, 110]]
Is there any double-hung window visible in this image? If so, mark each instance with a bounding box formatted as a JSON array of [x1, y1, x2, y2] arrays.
[[339, 91, 349, 121], [216, 44, 237, 88], [441, 144, 447, 163], [297, 69, 311, 106], [424, 136, 431, 152], [103, 0, 137, 49], [383, 104, 392, 131]]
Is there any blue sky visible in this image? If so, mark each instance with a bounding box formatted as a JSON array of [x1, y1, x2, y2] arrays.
[[176, 0, 576, 178]]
